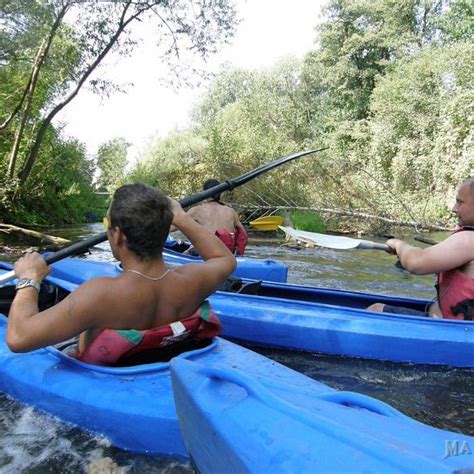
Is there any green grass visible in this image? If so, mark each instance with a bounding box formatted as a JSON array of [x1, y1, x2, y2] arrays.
[[291, 211, 326, 233]]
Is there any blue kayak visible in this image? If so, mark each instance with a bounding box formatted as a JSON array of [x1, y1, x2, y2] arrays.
[[0, 313, 306, 455], [0, 267, 472, 465], [46, 258, 474, 367], [163, 248, 288, 283], [0, 267, 317, 455], [171, 357, 474, 473]]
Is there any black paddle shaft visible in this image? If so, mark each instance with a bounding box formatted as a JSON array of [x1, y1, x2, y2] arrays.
[[179, 147, 327, 207], [43, 147, 327, 266]]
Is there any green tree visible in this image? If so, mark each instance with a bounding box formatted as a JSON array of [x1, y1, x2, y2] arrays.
[[298, 0, 474, 225], [0, 0, 237, 223], [97, 138, 130, 191], [1, 128, 100, 224], [125, 130, 208, 198], [436, 0, 474, 43], [362, 42, 474, 222], [127, 0, 473, 229], [130, 59, 323, 208]]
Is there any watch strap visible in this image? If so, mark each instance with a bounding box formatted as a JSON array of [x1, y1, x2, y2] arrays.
[[15, 278, 41, 292]]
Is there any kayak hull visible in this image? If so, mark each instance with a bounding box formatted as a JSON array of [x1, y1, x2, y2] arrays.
[[171, 358, 474, 473], [211, 286, 473, 367], [0, 309, 331, 456], [44, 258, 474, 367]]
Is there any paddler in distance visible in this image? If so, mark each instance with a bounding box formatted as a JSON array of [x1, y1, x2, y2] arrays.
[[184, 179, 248, 256]]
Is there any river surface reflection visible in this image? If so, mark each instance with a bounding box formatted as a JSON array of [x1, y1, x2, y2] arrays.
[[0, 224, 472, 472]]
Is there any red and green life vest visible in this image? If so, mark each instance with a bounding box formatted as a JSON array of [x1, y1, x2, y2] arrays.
[[76, 301, 221, 366]]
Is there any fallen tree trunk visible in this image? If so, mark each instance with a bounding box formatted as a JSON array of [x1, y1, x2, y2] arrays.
[[0, 224, 71, 247], [306, 207, 453, 232], [236, 205, 454, 232]]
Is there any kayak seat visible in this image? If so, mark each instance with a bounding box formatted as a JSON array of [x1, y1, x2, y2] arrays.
[[218, 276, 262, 295], [0, 282, 68, 315], [56, 336, 214, 366], [114, 338, 213, 366], [237, 280, 262, 295]]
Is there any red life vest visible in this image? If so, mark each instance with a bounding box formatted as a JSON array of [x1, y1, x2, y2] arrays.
[[437, 227, 474, 320], [215, 225, 248, 255], [76, 301, 221, 366]]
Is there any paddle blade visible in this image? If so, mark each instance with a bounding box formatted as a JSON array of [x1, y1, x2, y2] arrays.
[[279, 226, 361, 250], [279, 227, 391, 252]]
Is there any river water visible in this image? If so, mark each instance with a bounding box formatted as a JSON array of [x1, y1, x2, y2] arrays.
[[0, 224, 472, 472]]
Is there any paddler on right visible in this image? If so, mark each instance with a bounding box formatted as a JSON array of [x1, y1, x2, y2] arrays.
[[368, 177, 474, 320]]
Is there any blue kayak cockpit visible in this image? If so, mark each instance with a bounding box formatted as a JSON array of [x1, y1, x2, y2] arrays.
[[46, 337, 219, 375]]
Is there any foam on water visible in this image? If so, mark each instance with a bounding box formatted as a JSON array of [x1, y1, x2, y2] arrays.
[[0, 395, 192, 473]]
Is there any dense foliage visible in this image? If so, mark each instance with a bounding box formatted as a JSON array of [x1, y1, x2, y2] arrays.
[[97, 138, 130, 192], [0, 0, 237, 224], [128, 0, 473, 231], [2, 0, 472, 229]]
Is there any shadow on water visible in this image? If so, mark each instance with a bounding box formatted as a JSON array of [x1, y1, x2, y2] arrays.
[[0, 225, 472, 471]]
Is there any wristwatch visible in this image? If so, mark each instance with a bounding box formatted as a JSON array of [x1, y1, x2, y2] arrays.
[[15, 278, 41, 292]]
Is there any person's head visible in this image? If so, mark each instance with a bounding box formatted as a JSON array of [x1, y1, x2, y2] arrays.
[[452, 178, 474, 227], [203, 179, 221, 202], [108, 183, 173, 260]]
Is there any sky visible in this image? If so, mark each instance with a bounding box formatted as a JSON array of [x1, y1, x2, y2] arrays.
[[56, 1, 325, 164]]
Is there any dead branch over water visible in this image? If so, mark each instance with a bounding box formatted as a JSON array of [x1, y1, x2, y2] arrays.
[[0, 224, 71, 246], [235, 206, 453, 233]]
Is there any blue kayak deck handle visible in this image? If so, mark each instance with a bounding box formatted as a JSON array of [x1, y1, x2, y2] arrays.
[[199, 365, 411, 421], [187, 362, 451, 471], [317, 391, 411, 420]]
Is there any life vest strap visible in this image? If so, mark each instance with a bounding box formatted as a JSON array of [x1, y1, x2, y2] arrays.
[[451, 298, 474, 321]]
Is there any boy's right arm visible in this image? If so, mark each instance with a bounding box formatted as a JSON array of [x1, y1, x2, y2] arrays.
[[7, 276, 114, 353], [169, 199, 236, 290]]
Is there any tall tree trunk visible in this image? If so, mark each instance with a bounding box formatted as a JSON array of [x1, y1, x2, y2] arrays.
[[17, 1, 157, 186], [0, 86, 28, 132], [6, 2, 70, 178]]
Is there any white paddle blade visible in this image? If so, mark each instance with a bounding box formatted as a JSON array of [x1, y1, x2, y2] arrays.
[[279, 227, 391, 252], [279, 226, 362, 250]]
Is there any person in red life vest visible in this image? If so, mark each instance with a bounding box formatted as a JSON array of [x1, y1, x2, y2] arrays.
[[7, 184, 236, 364], [185, 179, 248, 255], [367, 178, 474, 320]]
